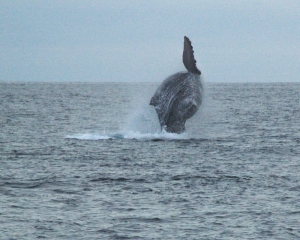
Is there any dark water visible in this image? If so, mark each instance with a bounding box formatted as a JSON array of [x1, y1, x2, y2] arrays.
[[1, 82, 300, 239]]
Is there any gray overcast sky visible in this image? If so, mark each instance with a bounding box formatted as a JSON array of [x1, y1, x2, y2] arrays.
[[1, 0, 299, 83]]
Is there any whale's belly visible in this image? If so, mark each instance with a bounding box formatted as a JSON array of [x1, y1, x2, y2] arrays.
[[150, 72, 202, 133]]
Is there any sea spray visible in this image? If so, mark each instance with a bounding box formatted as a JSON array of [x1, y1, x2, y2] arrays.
[[122, 82, 161, 134], [65, 130, 190, 141]]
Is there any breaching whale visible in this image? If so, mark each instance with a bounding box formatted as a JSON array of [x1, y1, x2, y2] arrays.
[[150, 36, 203, 134]]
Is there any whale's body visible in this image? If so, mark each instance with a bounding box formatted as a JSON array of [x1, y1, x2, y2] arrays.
[[150, 36, 203, 134]]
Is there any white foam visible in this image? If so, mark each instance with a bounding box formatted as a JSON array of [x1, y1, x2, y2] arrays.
[[65, 130, 190, 141], [123, 130, 190, 140]]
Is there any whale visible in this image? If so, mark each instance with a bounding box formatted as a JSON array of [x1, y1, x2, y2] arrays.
[[150, 36, 203, 134]]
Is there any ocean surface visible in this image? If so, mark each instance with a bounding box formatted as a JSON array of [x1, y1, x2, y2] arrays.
[[1, 82, 300, 239]]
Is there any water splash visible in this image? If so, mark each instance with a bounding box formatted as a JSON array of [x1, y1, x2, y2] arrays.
[[65, 81, 208, 141], [66, 130, 189, 141], [123, 104, 160, 134]]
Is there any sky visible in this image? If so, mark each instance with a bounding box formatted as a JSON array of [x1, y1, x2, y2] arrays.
[[1, 0, 299, 83]]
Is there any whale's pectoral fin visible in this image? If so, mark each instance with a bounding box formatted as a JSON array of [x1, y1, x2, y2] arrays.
[[183, 36, 201, 75]]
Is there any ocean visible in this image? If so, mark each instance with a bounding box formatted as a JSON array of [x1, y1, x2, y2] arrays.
[[1, 82, 300, 239]]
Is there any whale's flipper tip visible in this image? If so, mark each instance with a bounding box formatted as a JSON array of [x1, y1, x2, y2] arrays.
[[183, 36, 201, 75]]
